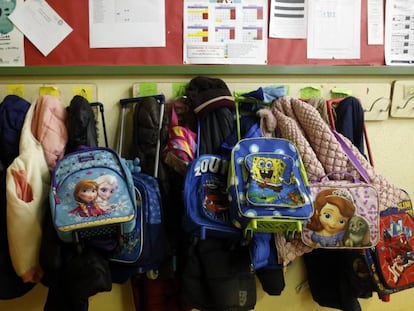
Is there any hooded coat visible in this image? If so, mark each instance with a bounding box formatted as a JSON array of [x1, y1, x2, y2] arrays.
[[185, 76, 235, 155], [65, 95, 98, 154]]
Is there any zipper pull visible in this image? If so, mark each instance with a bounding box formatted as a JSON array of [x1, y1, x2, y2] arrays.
[[53, 188, 61, 204]]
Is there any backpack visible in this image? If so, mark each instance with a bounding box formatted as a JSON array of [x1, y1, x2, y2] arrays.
[[108, 172, 167, 282], [50, 146, 137, 250], [181, 79, 260, 241], [182, 153, 242, 240], [302, 177, 380, 249], [118, 95, 179, 276], [162, 100, 197, 176], [364, 195, 414, 302], [302, 131, 380, 249], [227, 136, 314, 240], [125, 95, 180, 254], [181, 89, 242, 241]]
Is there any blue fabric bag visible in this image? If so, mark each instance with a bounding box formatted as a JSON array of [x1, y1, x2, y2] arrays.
[[109, 172, 167, 283], [50, 147, 136, 245], [109, 172, 166, 267], [227, 137, 313, 238], [183, 153, 242, 240]]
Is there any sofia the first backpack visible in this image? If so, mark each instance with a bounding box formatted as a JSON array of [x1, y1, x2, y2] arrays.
[[50, 146, 136, 250]]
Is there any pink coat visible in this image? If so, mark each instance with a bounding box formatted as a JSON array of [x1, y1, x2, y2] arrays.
[[31, 95, 68, 171]]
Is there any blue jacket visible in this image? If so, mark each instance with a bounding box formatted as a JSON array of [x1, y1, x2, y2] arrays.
[[0, 95, 30, 167], [334, 96, 365, 156]]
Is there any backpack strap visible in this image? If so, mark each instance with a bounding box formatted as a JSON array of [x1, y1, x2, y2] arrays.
[[332, 130, 370, 183]]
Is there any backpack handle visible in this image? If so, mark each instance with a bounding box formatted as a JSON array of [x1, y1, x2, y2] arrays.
[[318, 171, 361, 183]]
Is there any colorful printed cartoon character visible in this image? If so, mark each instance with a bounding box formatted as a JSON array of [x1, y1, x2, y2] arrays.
[[69, 179, 106, 217], [0, 0, 16, 34], [245, 154, 305, 206], [343, 215, 371, 247], [249, 155, 287, 191], [203, 178, 228, 213], [306, 188, 356, 247], [95, 174, 120, 212], [383, 230, 414, 284]]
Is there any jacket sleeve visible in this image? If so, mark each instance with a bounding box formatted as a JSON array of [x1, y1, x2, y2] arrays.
[[6, 155, 50, 283]]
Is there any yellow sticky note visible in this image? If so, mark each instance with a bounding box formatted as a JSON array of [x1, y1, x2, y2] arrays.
[[39, 86, 59, 97], [73, 86, 92, 102], [300, 86, 321, 99], [172, 82, 188, 98], [138, 82, 158, 97], [7, 84, 25, 98]]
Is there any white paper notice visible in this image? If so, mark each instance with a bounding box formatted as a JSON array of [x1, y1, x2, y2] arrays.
[[89, 0, 165, 48], [184, 0, 268, 65], [367, 0, 384, 45], [269, 0, 307, 39], [8, 0, 73, 57], [0, 0, 24, 66], [307, 0, 361, 59], [385, 0, 414, 65]]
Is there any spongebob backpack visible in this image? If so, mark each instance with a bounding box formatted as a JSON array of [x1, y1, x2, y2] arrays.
[[227, 137, 313, 240]]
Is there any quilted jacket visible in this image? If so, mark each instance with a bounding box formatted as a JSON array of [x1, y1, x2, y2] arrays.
[[258, 96, 411, 265]]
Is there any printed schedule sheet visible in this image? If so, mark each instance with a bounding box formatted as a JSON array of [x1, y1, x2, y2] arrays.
[[183, 0, 268, 65], [385, 0, 414, 65]]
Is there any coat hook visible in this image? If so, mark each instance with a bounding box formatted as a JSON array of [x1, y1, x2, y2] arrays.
[[379, 102, 391, 113], [397, 95, 414, 110], [364, 97, 390, 113]]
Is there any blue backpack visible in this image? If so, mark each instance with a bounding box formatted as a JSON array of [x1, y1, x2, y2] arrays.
[[227, 137, 313, 240], [109, 172, 166, 267], [50, 147, 137, 247], [183, 153, 242, 240], [108, 172, 167, 282]]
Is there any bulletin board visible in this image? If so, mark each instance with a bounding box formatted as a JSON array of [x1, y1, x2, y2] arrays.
[[23, 0, 384, 67]]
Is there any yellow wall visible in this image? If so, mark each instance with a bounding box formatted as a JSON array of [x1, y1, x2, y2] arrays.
[[0, 74, 413, 311]]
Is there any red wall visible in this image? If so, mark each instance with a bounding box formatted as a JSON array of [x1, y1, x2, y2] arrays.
[[25, 0, 383, 66]]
